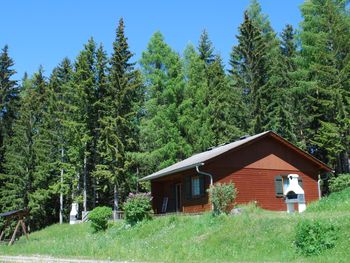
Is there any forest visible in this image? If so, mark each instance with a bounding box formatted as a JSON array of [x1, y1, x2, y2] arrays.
[[0, 0, 349, 229]]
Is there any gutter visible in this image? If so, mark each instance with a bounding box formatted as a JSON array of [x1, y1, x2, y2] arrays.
[[138, 163, 203, 182], [317, 170, 334, 200]]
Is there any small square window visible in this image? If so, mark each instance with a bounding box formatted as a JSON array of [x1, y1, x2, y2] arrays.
[[191, 176, 200, 196]]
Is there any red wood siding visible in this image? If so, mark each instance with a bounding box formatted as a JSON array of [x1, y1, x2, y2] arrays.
[[151, 136, 322, 213]]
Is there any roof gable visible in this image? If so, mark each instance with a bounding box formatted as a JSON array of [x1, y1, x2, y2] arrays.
[[139, 131, 332, 181]]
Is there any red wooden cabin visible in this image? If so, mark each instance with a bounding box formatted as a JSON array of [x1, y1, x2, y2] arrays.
[[140, 131, 332, 213]]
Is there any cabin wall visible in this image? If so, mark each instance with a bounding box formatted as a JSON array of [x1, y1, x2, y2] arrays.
[[151, 136, 321, 213]]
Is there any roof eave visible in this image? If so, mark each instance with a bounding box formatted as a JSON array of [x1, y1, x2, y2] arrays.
[[138, 162, 204, 182]]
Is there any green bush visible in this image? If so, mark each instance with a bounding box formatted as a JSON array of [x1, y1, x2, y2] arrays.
[[88, 206, 112, 232], [329, 174, 350, 193], [294, 219, 338, 256], [123, 192, 153, 225], [207, 182, 237, 215]]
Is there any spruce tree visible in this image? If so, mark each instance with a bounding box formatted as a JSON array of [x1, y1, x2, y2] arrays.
[[197, 30, 215, 65], [0, 45, 18, 174], [180, 44, 213, 152], [0, 68, 57, 229], [95, 18, 143, 211], [297, 0, 350, 171], [257, 25, 297, 142], [229, 11, 268, 133], [208, 55, 242, 145], [73, 38, 97, 211], [48, 58, 76, 223]]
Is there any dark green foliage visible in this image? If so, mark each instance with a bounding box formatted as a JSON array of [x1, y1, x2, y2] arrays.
[[208, 56, 241, 144], [123, 192, 153, 225], [198, 30, 215, 65], [261, 26, 297, 142], [0, 45, 18, 174], [297, 0, 350, 170], [229, 11, 268, 133], [207, 182, 237, 215], [0, 68, 57, 229], [180, 44, 213, 152], [329, 174, 350, 193], [94, 18, 144, 208], [88, 206, 112, 232], [295, 219, 338, 256]]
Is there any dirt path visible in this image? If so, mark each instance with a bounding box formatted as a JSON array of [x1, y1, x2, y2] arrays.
[[0, 256, 151, 263]]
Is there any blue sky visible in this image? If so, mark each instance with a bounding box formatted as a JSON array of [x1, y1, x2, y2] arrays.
[[1, 0, 304, 79]]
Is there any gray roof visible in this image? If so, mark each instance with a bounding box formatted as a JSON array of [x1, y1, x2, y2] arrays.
[[139, 131, 270, 181]]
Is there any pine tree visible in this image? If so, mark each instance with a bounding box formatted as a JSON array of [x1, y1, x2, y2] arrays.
[[229, 11, 268, 133]]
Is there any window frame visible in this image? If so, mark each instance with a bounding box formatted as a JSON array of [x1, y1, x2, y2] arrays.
[[191, 176, 201, 197], [185, 175, 205, 200]]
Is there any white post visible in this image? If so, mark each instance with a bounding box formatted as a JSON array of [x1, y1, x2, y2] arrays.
[[287, 203, 294, 213], [298, 203, 306, 213]]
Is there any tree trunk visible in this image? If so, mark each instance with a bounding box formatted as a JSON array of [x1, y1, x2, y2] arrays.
[[114, 184, 118, 212], [83, 153, 87, 212], [59, 148, 64, 224]]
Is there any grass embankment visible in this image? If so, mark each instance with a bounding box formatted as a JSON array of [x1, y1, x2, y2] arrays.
[[1, 189, 350, 262]]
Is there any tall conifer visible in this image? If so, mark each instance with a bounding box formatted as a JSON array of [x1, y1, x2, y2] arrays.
[[229, 11, 268, 133], [139, 32, 190, 177], [0, 46, 18, 174], [297, 0, 350, 171]]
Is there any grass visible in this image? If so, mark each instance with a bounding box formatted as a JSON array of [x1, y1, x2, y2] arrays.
[[1, 190, 350, 262]]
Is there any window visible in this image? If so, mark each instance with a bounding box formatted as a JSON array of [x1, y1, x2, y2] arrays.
[[185, 175, 205, 200], [191, 176, 200, 196]]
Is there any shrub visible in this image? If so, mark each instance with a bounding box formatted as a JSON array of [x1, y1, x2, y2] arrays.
[[207, 182, 237, 215], [294, 219, 338, 256], [88, 206, 112, 232], [329, 174, 350, 193], [123, 192, 153, 225]]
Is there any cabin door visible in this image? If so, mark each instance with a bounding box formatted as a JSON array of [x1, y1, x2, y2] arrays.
[[175, 183, 182, 212]]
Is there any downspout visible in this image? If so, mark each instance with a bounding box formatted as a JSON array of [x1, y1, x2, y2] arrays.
[[317, 174, 322, 200], [317, 171, 334, 200], [196, 164, 214, 210], [196, 163, 213, 186]]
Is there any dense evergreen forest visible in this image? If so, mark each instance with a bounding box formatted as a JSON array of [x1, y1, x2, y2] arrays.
[[1, 0, 349, 229]]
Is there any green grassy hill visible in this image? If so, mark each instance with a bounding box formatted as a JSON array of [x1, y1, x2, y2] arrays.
[[1, 189, 350, 262]]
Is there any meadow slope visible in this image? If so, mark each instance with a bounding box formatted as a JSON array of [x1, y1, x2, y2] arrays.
[[1, 189, 350, 262]]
